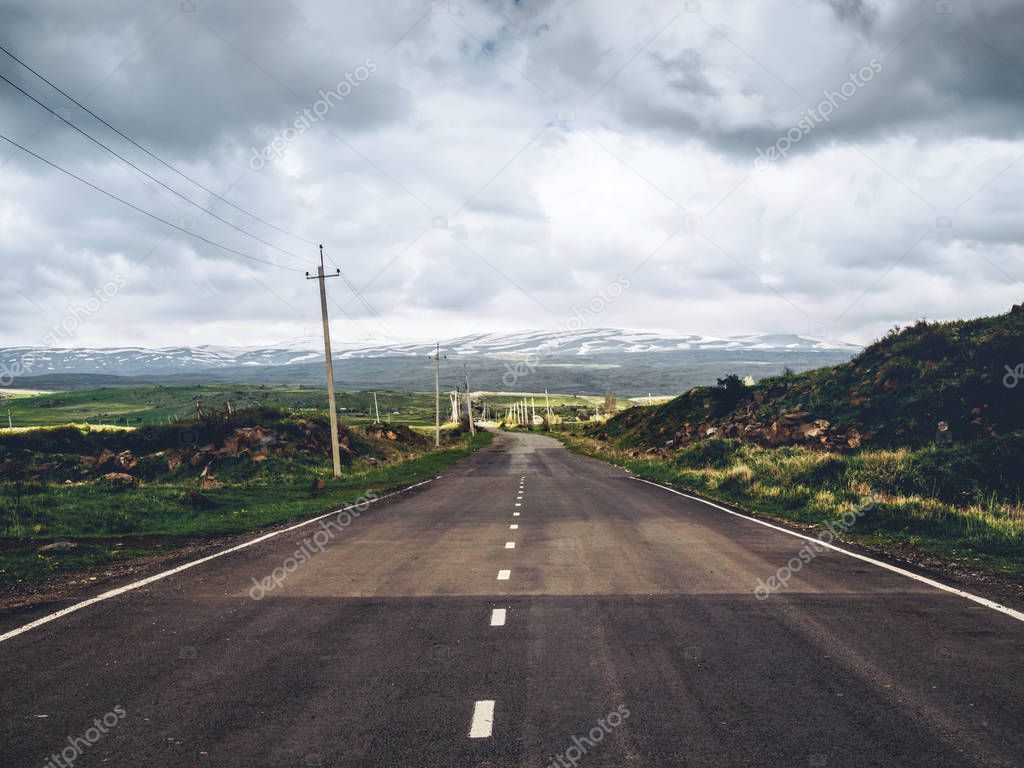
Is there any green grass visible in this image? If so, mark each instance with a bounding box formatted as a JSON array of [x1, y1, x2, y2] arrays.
[[3, 385, 443, 428], [599, 304, 1024, 450], [3, 385, 623, 429], [0, 431, 492, 588], [557, 434, 1024, 579]]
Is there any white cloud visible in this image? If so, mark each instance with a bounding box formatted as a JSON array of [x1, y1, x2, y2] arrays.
[[1, 0, 1022, 350]]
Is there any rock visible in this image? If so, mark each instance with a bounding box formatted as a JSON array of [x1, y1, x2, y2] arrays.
[[93, 449, 120, 472], [98, 472, 137, 488], [198, 465, 222, 490], [39, 540, 76, 553], [115, 450, 138, 470], [311, 478, 327, 493], [189, 451, 214, 468]]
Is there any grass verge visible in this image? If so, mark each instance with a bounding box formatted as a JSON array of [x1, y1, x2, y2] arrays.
[[555, 433, 1024, 581], [0, 431, 492, 589]]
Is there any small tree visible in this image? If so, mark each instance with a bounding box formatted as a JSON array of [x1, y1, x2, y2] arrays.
[[713, 374, 746, 416], [603, 393, 618, 416]]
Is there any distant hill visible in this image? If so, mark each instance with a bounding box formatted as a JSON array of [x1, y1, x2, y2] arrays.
[[1, 329, 859, 396], [598, 305, 1024, 449]]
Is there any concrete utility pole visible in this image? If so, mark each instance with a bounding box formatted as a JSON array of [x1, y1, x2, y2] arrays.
[[306, 244, 342, 477], [373, 392, 380, 424], [432, 343, 443, 447], [545, 390, 553, 424], [464, 364, 475, 435]]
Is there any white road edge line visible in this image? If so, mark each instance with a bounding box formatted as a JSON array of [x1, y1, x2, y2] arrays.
[[0, 478, 438, 644], [470, 700, 495, 738], [497, 569, 511, 580], [490, 608, 507, 626], [630, 476, 1024, 624]]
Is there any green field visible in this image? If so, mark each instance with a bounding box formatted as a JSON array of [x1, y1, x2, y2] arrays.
[[1, 386, 436, 428], [1, 385, 631, 429]]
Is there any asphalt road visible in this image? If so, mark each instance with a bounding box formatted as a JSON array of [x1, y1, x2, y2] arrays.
[[2, 430, 1022, 767]]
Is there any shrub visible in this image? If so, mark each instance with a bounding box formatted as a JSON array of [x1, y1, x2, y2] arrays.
[[674, 438, 744, 469]]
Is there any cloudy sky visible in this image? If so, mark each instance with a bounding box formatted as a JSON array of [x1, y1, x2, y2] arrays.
[[1, 0, 1022, 350]]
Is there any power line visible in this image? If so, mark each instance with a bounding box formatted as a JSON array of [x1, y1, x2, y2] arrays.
[[0, 42, 315, 247], [0, 130, 305, 272], [0, 69, 313, 270], [338, 269, 384, 322]]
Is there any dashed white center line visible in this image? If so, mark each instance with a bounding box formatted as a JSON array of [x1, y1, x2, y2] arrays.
[[469, 700, 495, 738], [513, 512, 520, 517], [497, 569, 511, 580], [505, 541, 516, 549], [509, 524, 518, 529], [490, 608, 507, 626], [515, 503, 522, 507]]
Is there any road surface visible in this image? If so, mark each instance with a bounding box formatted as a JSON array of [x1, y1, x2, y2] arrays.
[[1, 430, 1022, 767]]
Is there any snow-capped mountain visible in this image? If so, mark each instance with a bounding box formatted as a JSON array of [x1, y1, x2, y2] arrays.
[[0, 329, 861, 395], [0, 329, 859, 376]]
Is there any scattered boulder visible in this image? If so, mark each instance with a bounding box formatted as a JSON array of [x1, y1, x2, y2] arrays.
[[38, 540, 76, 553], [115, 450, 138, 470], [198, 465, 222, 490], [98, 472, 137, 488]]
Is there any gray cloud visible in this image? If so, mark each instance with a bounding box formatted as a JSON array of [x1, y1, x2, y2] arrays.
[[1, 0, 1022, 350]]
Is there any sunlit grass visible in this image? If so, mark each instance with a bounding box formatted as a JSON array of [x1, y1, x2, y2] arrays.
[[558, 434, 1024, 576]]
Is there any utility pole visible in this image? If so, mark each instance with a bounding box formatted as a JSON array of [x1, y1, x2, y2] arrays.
[[464, 364, 475, 435], [545, 390, 553, 425], [306, 244, 342, 477], [373, 392, 380, 424], [432, 343, 444, 447]]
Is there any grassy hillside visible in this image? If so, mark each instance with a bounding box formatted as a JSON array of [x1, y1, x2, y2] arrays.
[[572, 305, 1024, 582], [600, 304, 1024, 450]]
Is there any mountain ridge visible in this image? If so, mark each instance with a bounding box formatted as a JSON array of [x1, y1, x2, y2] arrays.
[[0, 328, 860, 377]]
